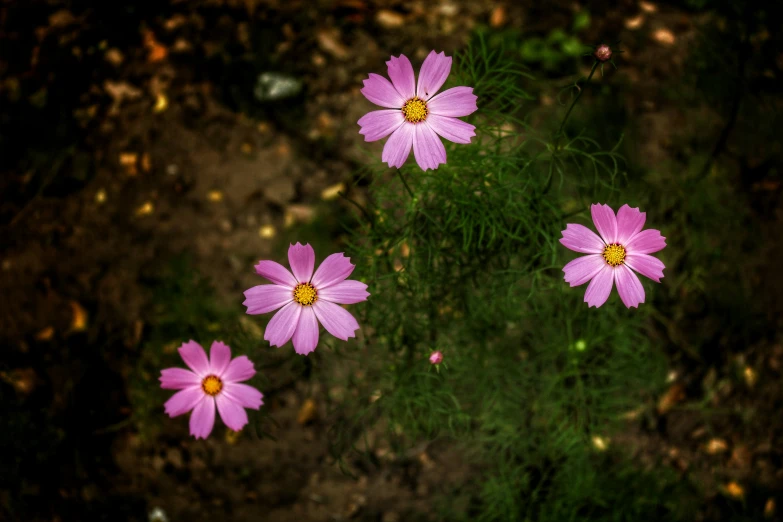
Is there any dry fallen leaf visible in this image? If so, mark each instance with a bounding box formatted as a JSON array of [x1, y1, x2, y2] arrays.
[[35, 326, 55, 341], [316, 28, 350, 60], [722, 481, 744, 500], [135, 201, 154, 216], [376, 10, 405, 29], [705, 438, 728, 454], [321, 182, 345, 201], [144, 30, 168, 63], [765, 498, 776, 518], [258, 225, 276, 239], [153, 93, 168, 113], [225, 428, 241, 445], [490, 6, 507, 28], [297, 398, 317, 425], [207, 190, 223, 202], [653, 28, 676, 45], [68, 301, 88, 332], [657, 383, 686, 414]]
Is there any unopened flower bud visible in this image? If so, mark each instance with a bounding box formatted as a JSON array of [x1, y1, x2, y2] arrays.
[[429, 351, 443, 365], [594, 44, 612, 62]]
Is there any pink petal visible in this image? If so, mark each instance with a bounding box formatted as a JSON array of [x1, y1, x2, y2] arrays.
[[178, 341, 210, 377], [288, 242, 315, 283], [624, 254, 665, 283], [189, 396, 216, 439], [222, 355, 256, 383], [624, 229, 667, 255], [209, 341, 231, 376], [160, 368, 200, 390], [313, 300, 360, 341], [615, 204, 646, 245], [292, 306, 319, 355], [386, 54, 416, 100], [427, 87, 478, 117], [591, 204, 617, 244], [318, 280, 370, 304], [223, 383, 264, 409], [413, 123, 447, 171], [563, 254, 606, 287], [243, 284, 294, 315], [426, 115, 475, 144], [264, 301, 302, 347], [583, 265, 614, 308], [164, 386, 204, 416], [381, 124, 414, 169], [312, 253, 355, 289], [358, 109, 405, 142], [215, 394, 249, 432], [417, 50, 452, 99], [361, 73, 405, 108], [614, 264, 646, 308], [559, 224, 605, 254], [254, 260, 297, 287]]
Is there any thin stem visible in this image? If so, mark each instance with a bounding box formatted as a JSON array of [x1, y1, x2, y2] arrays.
[[397, 170, 415, 198], [555, 61, 599, 142]]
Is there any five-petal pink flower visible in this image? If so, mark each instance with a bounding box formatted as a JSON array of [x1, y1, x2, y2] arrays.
[[243, 243, 370, 355], [560, 204, 666, 308], [160, 340, 263, 439], [358, 51, 478, 171]]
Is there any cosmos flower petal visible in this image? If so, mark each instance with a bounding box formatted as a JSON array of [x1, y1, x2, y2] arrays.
[[178, 341, 210, 377], [164, 386, 203, 416], [427, 87, 478, 117], [591, 203, 618, 244], [615, 265, 646, 308], [288, 242, 315, 283], [243, 284, 294, 315], [223, 383, 264, 410], [254, 260, 297, 287], [559, 224, 605, 254], [292, 306, 319, 356], [312, 253, 356, 289], [209, 341, 232, 376], [615, 204, 646, 245], [264, 301, 302, 348], [381, 124, 415, 169], [159, 368, 200, 390], [386, 54, 416, 99], [624, 254, 665, 283], [361, 73, 405, 108], [417, 50, 452, 99], [222, 355, 256, 383], [189, 396, 216, 439], [413, 123, 447, 171], [358, 110, 405, 142], [583, 265, 614, 308], [563, 254, 606, 287], [319, 280, 370, 304], [215, 394, 249, 432], [625, 229, 667, 255], [426, 115, 475, 144], [313, 300, 360, 341]]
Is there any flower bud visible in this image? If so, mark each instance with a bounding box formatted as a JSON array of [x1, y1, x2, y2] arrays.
[[429, 351, 443, 365], [594, 44, 612, 62]]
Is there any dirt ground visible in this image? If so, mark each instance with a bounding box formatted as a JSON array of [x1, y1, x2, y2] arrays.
[[2, 1, 782, 520]]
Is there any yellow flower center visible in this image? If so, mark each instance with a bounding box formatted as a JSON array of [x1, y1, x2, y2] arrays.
[[602, 244, 626, 267], [293, 282, 318, 306], [201, 375, 223, 396], [401, 97, 428, 123]]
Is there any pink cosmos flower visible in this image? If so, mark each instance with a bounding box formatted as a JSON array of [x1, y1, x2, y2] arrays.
[[358, 51, 478, 171], [429, 351, 444, 365], [560, 204, 666, 308], [160, 340, 263, 439], [243, 243, 370, 355]]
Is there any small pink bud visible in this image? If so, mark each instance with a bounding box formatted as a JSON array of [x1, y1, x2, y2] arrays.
[[429, 351, 443, 365], [594, 44, 612, 62]]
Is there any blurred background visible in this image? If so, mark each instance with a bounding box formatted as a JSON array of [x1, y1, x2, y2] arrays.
[[1, 0, 782, 521]]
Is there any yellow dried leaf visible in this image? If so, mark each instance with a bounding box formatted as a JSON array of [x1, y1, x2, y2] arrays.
[[135, 201, 154, 216], [657, 383, 685, 414], [258, 225, 275, 239], [69, 301, 88, 332], [765, 498, 776, 518], [625, 15, 644, 29], [95, 189, 107, 204], [297, 398, 317, 425], [705, 438, 728, 454], [653, 29, 676, 45], [207, 190, 223, 202], [153, 93, 168, 113], [743, 366, 757, 388], [35, 326, 54, 341], [591, 435, 609, 451], [321, 182, 345, 201], [225, 428, 241, 445], [722, 481, 744, 499]]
